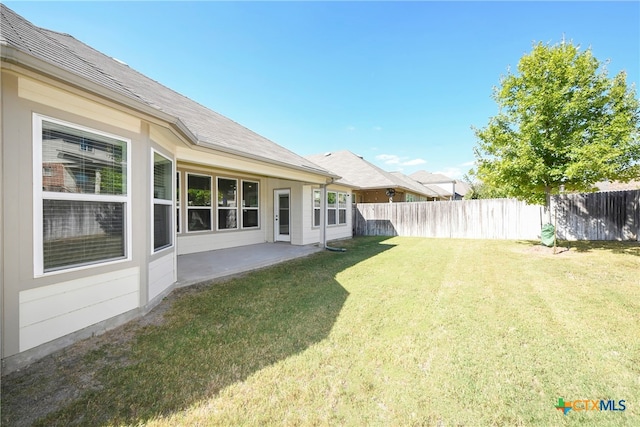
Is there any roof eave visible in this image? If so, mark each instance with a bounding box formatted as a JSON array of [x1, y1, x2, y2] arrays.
[[2, 46, 338, 181], [195, 140, 340, 180]]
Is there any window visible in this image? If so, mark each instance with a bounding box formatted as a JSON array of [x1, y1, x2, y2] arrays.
[[217, 177, 238, 230], [187, 173, 212, 232], [176, 172, 181, 233], [152, 151, 173, 252], [242, 180, 259, 228], [338, 192, 348, 224], [313, 189, 322, 227], [327, 191, 337, 225], [34, 115, 130, 274], [313, 189, 348, 227]]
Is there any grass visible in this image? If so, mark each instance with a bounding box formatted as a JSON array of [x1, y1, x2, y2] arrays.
[[25, 238, 640, 425]]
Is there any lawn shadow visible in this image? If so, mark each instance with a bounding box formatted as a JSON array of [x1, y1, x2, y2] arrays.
[[515, 239, 639, 256], [6, 236, 394, 426], [563, 240, 640, 256]]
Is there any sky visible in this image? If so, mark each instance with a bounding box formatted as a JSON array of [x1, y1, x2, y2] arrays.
[[6, 1, 640, 179]]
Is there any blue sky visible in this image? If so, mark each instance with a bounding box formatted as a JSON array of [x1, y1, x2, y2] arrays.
[[7, 1, 640, 178]]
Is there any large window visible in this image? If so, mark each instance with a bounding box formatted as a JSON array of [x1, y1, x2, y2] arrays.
[[313, 189, 322, 227], [187, 173, 212, 232], [217, 177, 238, 230], [327, 191, 337, 225], [176, 172, 181, 233], [152, 151, 173, 252], [313, 189, 348, 227], [242, 180, 259, 228], [338, 192, 348, 225], [34, 115, 130, 274]]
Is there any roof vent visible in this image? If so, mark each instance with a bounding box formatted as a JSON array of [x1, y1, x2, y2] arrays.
[[324, 152, 332, 157], [112, 57, 128, 66]]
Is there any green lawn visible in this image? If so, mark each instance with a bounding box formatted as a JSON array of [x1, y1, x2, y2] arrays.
[[34, 237, 640, 425]]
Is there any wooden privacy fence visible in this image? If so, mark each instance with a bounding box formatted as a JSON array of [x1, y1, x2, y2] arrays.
[[551, 190, 640, 241], [353, 190, 640, 241]]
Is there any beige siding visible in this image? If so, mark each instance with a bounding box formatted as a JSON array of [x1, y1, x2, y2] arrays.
[[176, 146, 327, 184], [18, 76, 141, 134], [19, 267, 140, 351], [177, 229, 265, 255], [300, 185, 320, 245], [148, 252, 175, 301]]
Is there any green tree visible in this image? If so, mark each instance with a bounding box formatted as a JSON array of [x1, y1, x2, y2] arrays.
[[462, 173, 508, 200], [473, 41, 640, 207]]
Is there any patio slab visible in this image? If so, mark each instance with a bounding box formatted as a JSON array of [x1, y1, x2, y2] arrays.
[[177, 242, 323, 286]]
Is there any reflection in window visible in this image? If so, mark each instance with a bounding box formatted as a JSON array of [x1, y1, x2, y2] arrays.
[[153, 151, 173, 251], [39, 118, 129, 273], [187, 174, 212, 232], [218, 178, 238, 230], [242, 181, 259, 228]]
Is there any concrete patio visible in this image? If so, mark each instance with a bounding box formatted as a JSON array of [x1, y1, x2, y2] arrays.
[[176, 242, 324, 287]]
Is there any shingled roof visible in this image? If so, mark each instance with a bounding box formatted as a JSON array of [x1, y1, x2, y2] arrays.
[[0, 4, 332, 176], [410, 170, 470, 197], [306, 151, 441, 198]]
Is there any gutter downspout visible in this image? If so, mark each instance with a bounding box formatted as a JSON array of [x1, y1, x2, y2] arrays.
[[321, 179, 346, 252]]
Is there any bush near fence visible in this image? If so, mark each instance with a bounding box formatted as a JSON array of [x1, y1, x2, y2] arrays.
[[353, 190, 640, 241]]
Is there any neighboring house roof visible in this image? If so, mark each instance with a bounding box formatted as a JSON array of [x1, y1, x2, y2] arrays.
[[388, 172, 447, 198], [0, 5, 333, 177], [409, 171, 454, 185], [305, 150, 440, 198], [595, 180, 640, 192], [409, 170, 470, 197]]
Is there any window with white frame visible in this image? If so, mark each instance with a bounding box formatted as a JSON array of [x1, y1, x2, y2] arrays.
[[327, 191, 337, 225], [176, 172, 181, 233], [187, 173, 212, 232], [313, 189, 322, 227], [242, 180, 259, 228], [338, 192, 348, 224], [313, 189, 348, 227], [35, 115, 130, 274], [152, 151, 173, 252], [217, 177, 238, 230]]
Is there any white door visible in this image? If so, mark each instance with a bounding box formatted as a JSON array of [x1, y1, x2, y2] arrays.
[[274, 189, 291, 242]]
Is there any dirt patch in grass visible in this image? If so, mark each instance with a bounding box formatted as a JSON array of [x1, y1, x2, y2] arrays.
[[0, 283, 203, 427], [514, 242, 573, 256]]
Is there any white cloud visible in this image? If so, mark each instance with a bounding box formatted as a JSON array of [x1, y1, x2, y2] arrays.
[[376, 154, 401, 164], [434, 167, 464, 179], [346, 125, 356, 131], [403, 158, 427, 166], [435, 160, 476, 179], [372, 126, 383, 131], [376, 154, 427, 167]]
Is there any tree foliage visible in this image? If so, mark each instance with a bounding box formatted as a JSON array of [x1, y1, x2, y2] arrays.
[[462, 173, 508, 200], [473, 41, 640, 205]]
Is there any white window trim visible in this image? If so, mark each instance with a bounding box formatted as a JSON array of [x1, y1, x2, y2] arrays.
[[315, 189, 348, 227], [313, 189, 322, 228], [338, 192, 348, 225], [151, 149, 174, 254], [327, 190, 338, 226], [216, 176, 239, 231], [185, 172, 213, 233], [176, 171, 181, 234], [241, 179, 260, 229], [33, 113, 132, 277]]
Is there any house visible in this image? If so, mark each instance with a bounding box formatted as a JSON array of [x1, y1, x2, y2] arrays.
[[409, 170, 470, 200], [306, 151, 446, 203], [0, 5, 352, 371]]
